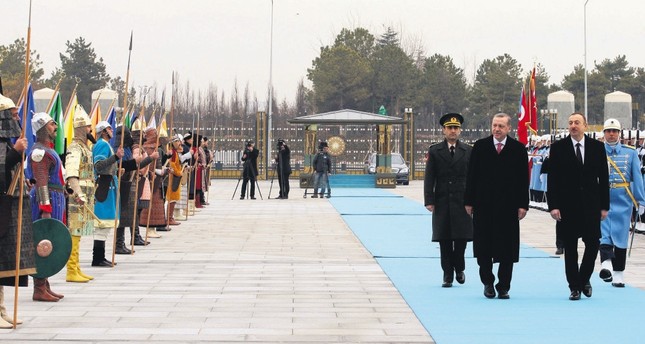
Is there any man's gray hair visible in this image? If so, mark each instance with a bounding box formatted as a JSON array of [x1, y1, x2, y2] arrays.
[[493, 113, 512, 126]]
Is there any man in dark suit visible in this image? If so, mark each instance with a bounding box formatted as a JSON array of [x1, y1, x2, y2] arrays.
[[240, 140, 259, 200], [464, 113, 529, 299], [425, 113, 473, 288], [547, 112, 609, 301]]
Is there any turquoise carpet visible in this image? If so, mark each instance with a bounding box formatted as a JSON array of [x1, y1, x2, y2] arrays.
[[330, 189, 645, 344]]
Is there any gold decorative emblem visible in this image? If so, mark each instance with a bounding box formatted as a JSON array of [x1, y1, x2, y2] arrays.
[[37, 239, 53, 257], [327, 136, 346, 157]]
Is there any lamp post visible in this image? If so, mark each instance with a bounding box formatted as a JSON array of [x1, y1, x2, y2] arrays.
[[584, 0, 590, 121], [266, 0, 274, 180]]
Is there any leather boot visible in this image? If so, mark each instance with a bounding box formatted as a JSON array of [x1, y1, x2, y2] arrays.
[[92, 240, 113, 267], [168, 203, 180, 225], [73, 236, 94, 280], [66, 236, 90, 283], [134, 227, 149, 246], [0, 286, 22, 326], [147, 227, 161, 238], [115, 228, 133, 254], [196, 194, 204, 208], [32, 278, 59, 302], [45, 278, 64, 299]]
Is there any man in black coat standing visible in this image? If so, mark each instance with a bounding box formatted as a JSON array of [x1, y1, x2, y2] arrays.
[[464, 113, 529, 299], [275, 138, 291, 199], [547, 112, 609, 301], [424, 113, 473, 288]]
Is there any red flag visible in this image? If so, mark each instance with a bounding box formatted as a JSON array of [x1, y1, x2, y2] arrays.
[[517, 82, 529, 145], [529, 67, 538, 133]]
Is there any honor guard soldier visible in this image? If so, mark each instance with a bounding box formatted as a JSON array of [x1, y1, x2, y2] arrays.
[[26, 112, 67, 301], [64, 106, 95, 282], [0, 94, 36, 325], [599, 118, 645, 287]]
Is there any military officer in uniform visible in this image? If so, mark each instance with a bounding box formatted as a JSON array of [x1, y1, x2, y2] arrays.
[[424, 113, 473, 287], [599, 118, 645, 287]]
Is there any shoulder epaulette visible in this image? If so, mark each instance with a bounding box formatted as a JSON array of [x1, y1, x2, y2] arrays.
[[623, 144, 636, 150]]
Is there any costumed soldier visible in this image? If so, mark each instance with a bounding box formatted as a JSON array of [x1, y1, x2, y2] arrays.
[[195, 135, 207, 207], [311, 141, 331, 198], [92, 121, 124, 266], [166, 134, 185, 224], [240, 140, 259, 199], [201, 136, 212, 205], [64, 105, 95, 282], [26, 112, 66, 301], [139, 127, 165, 236], [0, 94, 35, 326], [275, 138, 291, 199], [129, 120, 154, 242], [112, 125, 151, 254], [424, 113, 473, 287], [599, 119, 645, 287], [180, 132, 195, 214]]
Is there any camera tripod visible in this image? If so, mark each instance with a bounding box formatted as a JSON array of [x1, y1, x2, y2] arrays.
[[231, 163, 263, 200]]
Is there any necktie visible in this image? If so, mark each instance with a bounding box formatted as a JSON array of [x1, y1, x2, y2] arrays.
[[496, 143, 503, 154], [576, 143, 583, 164], [450, 146, 455, 157]]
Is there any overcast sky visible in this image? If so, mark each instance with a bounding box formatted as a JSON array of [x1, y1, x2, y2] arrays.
[[4, 0, 644, 105]]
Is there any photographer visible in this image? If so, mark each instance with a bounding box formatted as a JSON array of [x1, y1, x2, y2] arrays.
[[240, 140, 259, 200], [311, 141, 332, 198], [275, 138, 291, 199]]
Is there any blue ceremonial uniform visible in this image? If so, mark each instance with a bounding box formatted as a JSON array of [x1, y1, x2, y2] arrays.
[[602, 143, 645, 249]]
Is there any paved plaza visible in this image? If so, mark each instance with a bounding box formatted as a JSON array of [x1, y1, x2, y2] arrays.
[[3, 179, 645, 343]]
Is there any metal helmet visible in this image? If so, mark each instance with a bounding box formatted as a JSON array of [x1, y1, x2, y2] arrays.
[[31, 112, 55, 136], [73, 105, 91, 128]]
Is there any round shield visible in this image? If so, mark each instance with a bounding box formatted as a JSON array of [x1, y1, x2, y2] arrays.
[[31, 218, 71, 278]]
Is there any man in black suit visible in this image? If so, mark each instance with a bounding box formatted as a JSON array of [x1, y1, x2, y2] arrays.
[[425, 113, 473, 288], [240, 140, 259, 200], [547, 112, 609, 301], [464, 113, 529, 299]]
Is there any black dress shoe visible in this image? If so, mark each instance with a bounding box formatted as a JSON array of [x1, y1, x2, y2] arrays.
[[497, 290, 510, 299], [612, 282, 625, 288], [484, 285, 496, 299], [441, 281, 452, 288], [582, 283, 592, 297], [569, 290, 581, 300], [455, 271, 465, 284], [250, 197, 256, 200], [555, 247, 564, 255]]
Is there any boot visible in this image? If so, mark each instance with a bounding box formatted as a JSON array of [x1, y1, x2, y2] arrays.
[[45, 278, 64, 299], [115, 228, 133, 254], [196, 193, 204, 208], [73, 236, 94, 280], [66, 236, 90, 283], [92, 240, 113, 267], [168, 203, 181, 225], [0, 286, 22, 326], [32, 278, 59, 302], [134, 227, 149, 246], [147, 227, 161, 238]]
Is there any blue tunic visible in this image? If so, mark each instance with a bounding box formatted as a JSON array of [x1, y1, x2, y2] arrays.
[[602, 143, 645, 248], [92, 139, 119, 227]]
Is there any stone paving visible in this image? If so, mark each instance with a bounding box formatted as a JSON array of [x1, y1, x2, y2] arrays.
[[4, 179, 645, 343], [1, 179, 432, 343]]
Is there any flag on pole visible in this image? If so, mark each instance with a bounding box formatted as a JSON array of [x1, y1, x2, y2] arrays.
[[529, 67, 538, 134], [106, 106, 117, 147], [89, 103, 102, 139], [49, 91, 65, 154], [64, 94, 78, 146], [517, 81, 529, 145], [17, 84, 36, 151]]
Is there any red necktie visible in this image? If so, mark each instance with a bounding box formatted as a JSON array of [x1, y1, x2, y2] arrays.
[[496, 143, 503, 154]]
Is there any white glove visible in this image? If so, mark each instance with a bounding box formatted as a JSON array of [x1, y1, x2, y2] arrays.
[[639, 205, 645, 216]]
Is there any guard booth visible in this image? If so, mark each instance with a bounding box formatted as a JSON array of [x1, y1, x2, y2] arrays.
[[288, 109, 407, 188]]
